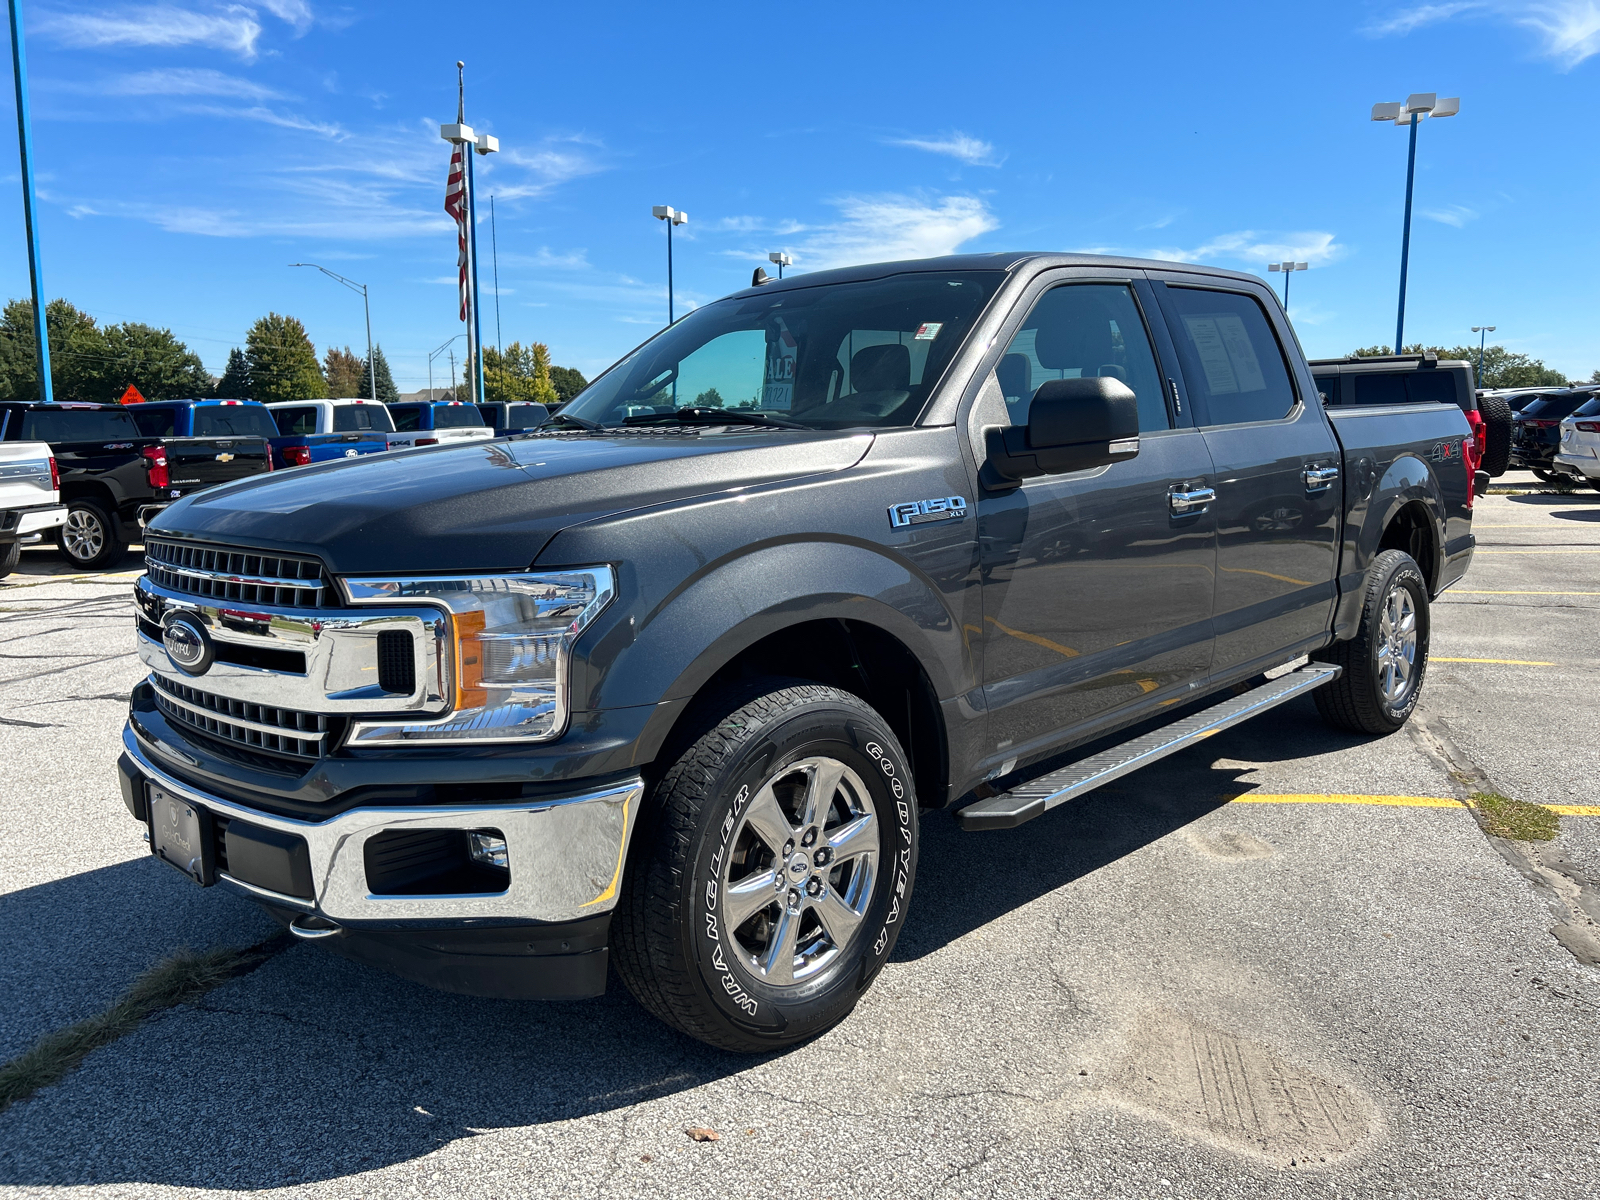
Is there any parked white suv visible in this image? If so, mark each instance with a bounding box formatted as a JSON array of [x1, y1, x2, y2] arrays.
[[0, 441, 66, 578], [1554, 395, 1600, 490]]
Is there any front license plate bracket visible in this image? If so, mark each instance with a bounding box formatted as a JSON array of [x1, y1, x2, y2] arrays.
[[149, 787, 215, 886]]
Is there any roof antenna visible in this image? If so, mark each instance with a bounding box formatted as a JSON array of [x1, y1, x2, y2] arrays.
[[752, 267, 774, 286]]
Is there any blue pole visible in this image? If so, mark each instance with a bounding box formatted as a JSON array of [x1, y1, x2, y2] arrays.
[[666, 219, 674, 325], [7, 0, 52, 402], [466, 139, 485, 406], [1395, 112, 1419, 354]]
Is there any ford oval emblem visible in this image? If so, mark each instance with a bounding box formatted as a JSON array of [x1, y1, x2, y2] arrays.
[[162, 614, 214, 676]]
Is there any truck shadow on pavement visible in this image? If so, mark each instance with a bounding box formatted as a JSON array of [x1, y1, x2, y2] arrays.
[[0, 700, 1369, 1191]]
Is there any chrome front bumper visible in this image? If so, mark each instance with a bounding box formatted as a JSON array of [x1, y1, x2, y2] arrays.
[[122, 724, 644, 927]]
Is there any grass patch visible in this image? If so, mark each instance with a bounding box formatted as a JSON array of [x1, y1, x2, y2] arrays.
[[1471, 792, 1559, 842], [0, 932, 292, 1113]]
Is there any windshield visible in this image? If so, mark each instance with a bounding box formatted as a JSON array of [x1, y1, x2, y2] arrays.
[[561, 271, 1004, 429]]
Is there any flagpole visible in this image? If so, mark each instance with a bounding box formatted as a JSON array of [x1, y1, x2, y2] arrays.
[[466, 137, 485, 407], [7, 0, 53, 403]]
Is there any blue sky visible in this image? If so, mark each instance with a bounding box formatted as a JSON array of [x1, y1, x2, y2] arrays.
[[2, 1, 1596, 391]]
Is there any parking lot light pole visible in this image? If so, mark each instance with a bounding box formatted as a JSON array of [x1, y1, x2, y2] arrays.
[[1472, 325, 1496, 384], [1267, 261, 1307, 310], [768, 251, 791, 279], [652, 205, 688, 325], [1371, 93, 1459, 353], [292, 263, 375, 401], [7, 0, 52, 402]]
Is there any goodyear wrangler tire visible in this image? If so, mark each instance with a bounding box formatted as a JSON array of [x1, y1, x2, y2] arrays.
[[612, 681, 918, 1053]]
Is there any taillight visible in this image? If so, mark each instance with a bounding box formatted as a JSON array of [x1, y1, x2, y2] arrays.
[[1524, 419, 1557, 429], [284, 445, 312, 467], [1577, 422, 1600, 433], [416, 438, 439, 446], [265, 452, 275, 471], [48, 456, 59, 490], [141, 445, 168, 489]]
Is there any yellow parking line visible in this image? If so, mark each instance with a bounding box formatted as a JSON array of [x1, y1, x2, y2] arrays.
[[1451, 590, 1600, 596], [1224, 794, 1600, 816], [1475, 549, 1600, 554], [1225, 793, 1464, 809], [1434, 657, 1556, 666]]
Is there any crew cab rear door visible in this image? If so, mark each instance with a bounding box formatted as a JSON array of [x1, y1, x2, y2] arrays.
[[1147, 273, 1341, 678], [975, 268, 1218, 759]]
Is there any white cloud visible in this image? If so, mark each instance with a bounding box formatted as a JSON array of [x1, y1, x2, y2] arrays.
[[100, 67, 283, 100], [1367, 2, 1600, 68], [38, 5, 265, 57], [1420, 203, 1478, 226], [1144, 229, 1344, 267], [493, 142, 606, 200], [794, 194, 998, 270], [886, 131, 1002, 167], [259, 0, 314, 32]]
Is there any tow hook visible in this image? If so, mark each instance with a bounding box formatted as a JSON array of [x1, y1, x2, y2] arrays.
[[289, 914, 346, 940]]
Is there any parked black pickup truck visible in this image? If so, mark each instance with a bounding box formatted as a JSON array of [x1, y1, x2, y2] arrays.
[[0, 400, 273, 568], [118, 253, 1475, 1052]]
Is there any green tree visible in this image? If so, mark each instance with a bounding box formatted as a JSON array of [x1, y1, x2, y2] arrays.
[[358, 344, 400, 403], [528, 342, 559, 406], [549, 365, 588, 403], [694, 386, 725, 406], [324, 345, 364, 397], [245, 313, 326, 404], [94, 322, 212, 401], [0, 299, 210, 402], [215, 347, 251, 399], [1347, 343, 1569, 389]]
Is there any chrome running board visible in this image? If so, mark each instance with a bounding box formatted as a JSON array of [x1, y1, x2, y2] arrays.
[[956, 664, 1342, 831]]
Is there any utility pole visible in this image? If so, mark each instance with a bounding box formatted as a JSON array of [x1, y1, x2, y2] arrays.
[[652, 205, 689, 324], [1371, 94, 1459, 353], [7, 0, 52, 401]]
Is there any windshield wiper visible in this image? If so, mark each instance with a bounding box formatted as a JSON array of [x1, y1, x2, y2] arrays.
[[545, 411, 601, 430], [622, 406, 807, 430]]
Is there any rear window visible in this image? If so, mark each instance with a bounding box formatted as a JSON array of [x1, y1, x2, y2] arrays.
[[391, 406, 422, 432], [1521, 396, 1588, 420], [194, 406, 278, 438], [332, 404, 395, 433], [272, 406, 317, 436], [1572, 397, 1600, 418], [130, 407, 177, 437], [20, 408, 139, 442], [1351, 370, 1459, 407], [433, 404, 484, 428], [507, 404, 546, 426]]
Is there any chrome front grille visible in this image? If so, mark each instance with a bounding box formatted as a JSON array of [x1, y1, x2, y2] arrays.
[[144, 537, 326, 609], [151, 674, 333, 760]]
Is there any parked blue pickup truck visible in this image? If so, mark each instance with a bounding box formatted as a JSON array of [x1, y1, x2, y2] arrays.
[[265, 399, 395, 469], [476, 401, 550, 436]]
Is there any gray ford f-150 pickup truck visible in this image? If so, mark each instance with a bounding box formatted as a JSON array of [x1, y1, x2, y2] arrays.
[[118, 252, 1475, 1052]]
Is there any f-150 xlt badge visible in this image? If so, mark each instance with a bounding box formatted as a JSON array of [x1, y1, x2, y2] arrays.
[[889, 496, 968, 529]]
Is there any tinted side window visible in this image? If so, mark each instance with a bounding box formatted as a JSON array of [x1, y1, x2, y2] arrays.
[[1405, 372, 1457, 405], [1162, 287, 1297, 425], [1313, 376, 1339, 406], [21, 409, 139, 442], [999, 283, 1169, 432], [434, 405, 485, 428], [130, 408, 177, 437], [391, 406, 422, 432], [1352, 374, 1408, 406]]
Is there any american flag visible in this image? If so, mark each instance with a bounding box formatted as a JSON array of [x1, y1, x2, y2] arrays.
[[444, 139, 469, 322]]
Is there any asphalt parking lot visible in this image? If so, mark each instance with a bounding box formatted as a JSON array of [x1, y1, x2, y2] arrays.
[[2, 479, 1598, 1200]]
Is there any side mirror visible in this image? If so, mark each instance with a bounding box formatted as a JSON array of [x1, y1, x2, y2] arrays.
[[984, 376, 1140, 484]]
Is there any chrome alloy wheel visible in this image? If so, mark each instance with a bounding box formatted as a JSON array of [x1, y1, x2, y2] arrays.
[[718, 756, 880, 989], [1376, 582, 1419, 705], [62, 508, 105, 562]]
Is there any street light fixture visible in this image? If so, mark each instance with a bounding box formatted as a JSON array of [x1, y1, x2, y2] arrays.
[[652, 205, 688, 325], [1371, 92, 1460, 353], [291, 263, 375, 401], [428, 334, 465, 401], [1471, 325, 1496, 384], [1267, 261, 1307, 309], [768, 251, 792, 279]]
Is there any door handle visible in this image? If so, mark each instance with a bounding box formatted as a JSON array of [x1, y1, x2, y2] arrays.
[[1302, 465, 1340, 492], [1169, 486, 1216, 515]]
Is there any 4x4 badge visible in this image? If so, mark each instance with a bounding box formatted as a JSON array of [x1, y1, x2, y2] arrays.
[[889, 496, 968, 529]]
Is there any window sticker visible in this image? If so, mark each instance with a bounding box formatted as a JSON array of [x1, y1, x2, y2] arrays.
[[913, 322, 943, 341], [1181, 313, 1266, 395], [761, 318, 798, 410]]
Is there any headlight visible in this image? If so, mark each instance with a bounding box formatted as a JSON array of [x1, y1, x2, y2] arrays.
[[340, 568, 614, 745]]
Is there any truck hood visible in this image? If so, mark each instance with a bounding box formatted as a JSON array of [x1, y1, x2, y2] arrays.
[[149, 430, 873, 574]]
